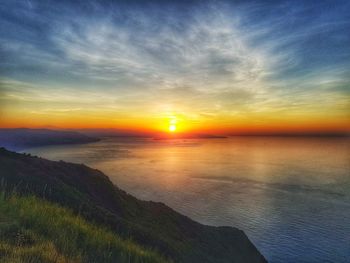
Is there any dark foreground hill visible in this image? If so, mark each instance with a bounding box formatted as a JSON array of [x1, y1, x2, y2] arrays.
[[0, 194, 169, 263], [0, 148, 267, 263]]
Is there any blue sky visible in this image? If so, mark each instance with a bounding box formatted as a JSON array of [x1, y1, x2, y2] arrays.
[[0, 0, 349, 132]]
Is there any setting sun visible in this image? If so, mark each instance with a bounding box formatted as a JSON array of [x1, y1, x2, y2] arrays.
[[169, 124, 176, 132]]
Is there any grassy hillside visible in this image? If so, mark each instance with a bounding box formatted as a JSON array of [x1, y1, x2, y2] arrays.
[[0, 193, 169, 263], [0, 148, 267, 263]]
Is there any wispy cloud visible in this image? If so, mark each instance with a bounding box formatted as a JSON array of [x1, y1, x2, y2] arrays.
[[0, 0, 349, 130]]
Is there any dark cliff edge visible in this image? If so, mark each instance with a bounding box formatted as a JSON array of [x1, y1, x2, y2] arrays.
[[0, 147, 267, 263]]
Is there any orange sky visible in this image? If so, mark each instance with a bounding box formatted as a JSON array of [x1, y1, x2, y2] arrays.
[[1, 1, 349, 136], [1, 105, 349, 136]]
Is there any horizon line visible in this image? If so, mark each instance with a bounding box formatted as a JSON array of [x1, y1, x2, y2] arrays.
[[0, 127, 349, 138]]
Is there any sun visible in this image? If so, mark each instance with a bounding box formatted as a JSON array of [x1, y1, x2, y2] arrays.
[[169, 124, 176, 132]]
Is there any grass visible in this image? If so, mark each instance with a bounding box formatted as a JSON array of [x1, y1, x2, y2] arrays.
[[0, 192, 170, 263]]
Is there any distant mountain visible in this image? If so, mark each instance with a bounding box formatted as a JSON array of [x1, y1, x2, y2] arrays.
[[0, 148, 267, 263], [75, 128, 152, 137], [0, 128, 99, 150]]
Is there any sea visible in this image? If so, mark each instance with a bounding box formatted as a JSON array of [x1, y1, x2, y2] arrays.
[[23, 137, 350, 263]]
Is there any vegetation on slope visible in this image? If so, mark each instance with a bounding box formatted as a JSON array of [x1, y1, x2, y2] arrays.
[[0, 147, 267, 263], [0, 192, 169, 263]]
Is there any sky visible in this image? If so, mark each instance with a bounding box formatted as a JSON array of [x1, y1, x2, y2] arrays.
[[0, 0, 349, 135]]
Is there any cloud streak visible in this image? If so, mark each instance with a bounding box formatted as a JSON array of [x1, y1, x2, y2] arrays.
[[0, 0, 349, 132]]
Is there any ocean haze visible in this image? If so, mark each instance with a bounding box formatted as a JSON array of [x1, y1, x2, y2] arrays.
[[23, 136, 350, 262]]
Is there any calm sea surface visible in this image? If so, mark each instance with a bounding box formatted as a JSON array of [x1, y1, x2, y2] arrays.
[[23, 137, 350, 262]]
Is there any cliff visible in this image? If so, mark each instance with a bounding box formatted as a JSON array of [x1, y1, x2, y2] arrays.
[[0, 148, 267, 263]]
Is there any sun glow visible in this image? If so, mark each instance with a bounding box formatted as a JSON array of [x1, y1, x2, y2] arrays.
[[169, 124, 176, 132], [168, 117, 178, 132]]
